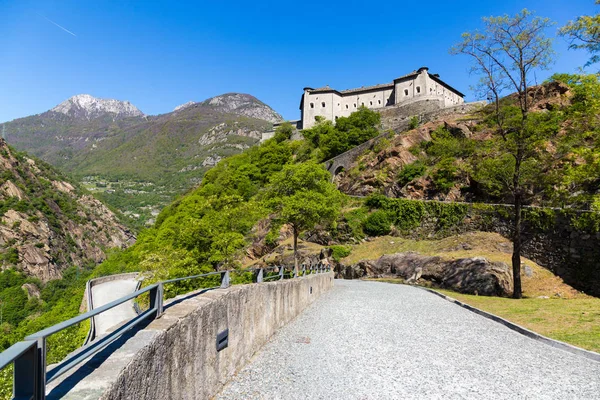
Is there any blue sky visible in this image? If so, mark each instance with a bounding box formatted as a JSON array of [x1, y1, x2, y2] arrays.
[[0, 0, 597, 123]]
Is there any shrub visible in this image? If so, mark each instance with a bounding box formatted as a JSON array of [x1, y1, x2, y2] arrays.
[[329, 245, 352, 262], [432, 158, 458, 192], [363, 210, 392, 236], [409, 116, 419, 129], [397, 161, 426, 187]]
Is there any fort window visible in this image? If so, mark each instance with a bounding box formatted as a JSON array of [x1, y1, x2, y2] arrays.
[[310, 103, 314, 108], [369, 101, 373, 106], [404, 89, 409, 96], [416, 86, 421, 94], [321, 102, 326, 107], [335, 116, 339, 121], [378, 100, 381, 105], [354, 103, 356, 108], [346, 104, 349, 109], [361, 102, 364, 106]]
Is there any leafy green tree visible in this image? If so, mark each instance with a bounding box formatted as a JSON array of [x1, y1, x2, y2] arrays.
[[273, 122, 294, 143], [560, 1, 600, 68], [209, 232, 246, 268], [301, 107, 381, 161], [451, 9, 555, 298], [264, 162, 342, 271]]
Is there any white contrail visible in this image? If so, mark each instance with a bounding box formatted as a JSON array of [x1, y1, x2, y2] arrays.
[[38, 13, 77, 37]]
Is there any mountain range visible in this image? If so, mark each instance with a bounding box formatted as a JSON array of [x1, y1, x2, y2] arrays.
[[1, 93, 283, 228]]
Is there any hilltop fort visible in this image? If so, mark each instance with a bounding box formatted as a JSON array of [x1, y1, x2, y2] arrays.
[[298, 67, 465, 129]]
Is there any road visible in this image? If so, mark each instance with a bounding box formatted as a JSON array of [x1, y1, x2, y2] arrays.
[[90, 279, 139, 337], [216, 280, 600, 400]]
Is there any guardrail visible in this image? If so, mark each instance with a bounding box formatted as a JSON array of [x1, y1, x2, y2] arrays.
[[0, 263, 331, 400]]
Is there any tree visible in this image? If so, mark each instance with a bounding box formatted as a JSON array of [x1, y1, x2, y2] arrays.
[[451, 9, 555, 298], [560, 1, 600, 68], [273, 122, 294, 143], [264, 162, 342, 272]]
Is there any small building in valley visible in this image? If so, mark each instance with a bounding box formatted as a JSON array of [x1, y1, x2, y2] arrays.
[[298, 67, 464, 129]]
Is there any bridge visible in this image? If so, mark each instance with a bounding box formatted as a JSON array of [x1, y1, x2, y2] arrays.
[[1, 267, 599, 399]]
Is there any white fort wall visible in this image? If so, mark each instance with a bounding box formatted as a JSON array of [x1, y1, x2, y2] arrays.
[[300, 67, 464, 129]]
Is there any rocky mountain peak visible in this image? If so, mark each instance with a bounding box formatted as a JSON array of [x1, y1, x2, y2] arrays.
[[51, 94, 144, 119], [202, 93, 283, 123], [173, 101, 196, 112]]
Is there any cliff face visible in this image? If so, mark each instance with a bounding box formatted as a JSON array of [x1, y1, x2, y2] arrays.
[[0, 139, 135, 281]]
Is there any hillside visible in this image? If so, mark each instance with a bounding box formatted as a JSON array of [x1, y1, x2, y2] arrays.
[[335, 77, 600, 210], [2, 93, 283, 228], [0, 139, 134, 281]]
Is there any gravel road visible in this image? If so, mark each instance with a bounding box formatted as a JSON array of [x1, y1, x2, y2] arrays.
[[216, 279, 600, 400], [91, 279, 138, 337]]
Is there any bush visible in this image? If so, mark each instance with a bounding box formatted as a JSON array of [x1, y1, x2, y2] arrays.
[[273, 122, 294, 143], [397, 161, 426, 187], [329, 245, 352, 262], [432, 158, 458, 192], [409, 116, 419, 129], [363, 210, 392, 236]]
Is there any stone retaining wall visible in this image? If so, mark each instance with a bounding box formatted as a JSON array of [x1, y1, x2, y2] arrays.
[[100, 273, 334, 399]]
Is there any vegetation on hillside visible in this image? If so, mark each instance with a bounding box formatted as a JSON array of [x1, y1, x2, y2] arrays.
[[301, 107, 381, 161]]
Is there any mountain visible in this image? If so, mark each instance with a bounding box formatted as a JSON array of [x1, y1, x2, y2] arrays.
[[51, 94, 144, 120], [0, 139, 134, 281], [2, 93, 283, 229], [172, 93, 283, 123]]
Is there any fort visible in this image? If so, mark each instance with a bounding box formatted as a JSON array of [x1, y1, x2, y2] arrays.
[[298, 66, 465, 129]]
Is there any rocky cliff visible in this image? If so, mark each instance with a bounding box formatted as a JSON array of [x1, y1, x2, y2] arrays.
[[0, 139, 134, 281]]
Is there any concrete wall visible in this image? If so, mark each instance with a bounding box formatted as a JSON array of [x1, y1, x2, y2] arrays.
[[101, 273, 334, 400]]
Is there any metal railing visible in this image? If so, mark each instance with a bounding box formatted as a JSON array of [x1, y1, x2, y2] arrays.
[[0, 263, 331, 400]]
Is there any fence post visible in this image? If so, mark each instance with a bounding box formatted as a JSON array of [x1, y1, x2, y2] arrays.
[[279, 266, 284, 280], [35, 338, 46, 400], [13, 341, 39, 400], [220, 271, 230, 289], [255, 269, 264, 283], [149, 284, 163, 319]]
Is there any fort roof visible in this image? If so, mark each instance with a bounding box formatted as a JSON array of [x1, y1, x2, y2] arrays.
[[340, 82, 395, 94], [304, 68, 464, 98]]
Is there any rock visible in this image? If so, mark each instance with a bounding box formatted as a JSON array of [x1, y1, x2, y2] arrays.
[[21, 283, 41, 300], [1, 180, 24, 199], [523, 265, 534, 277], [444, 120, 472, 138], [340, 252, 513, 296]]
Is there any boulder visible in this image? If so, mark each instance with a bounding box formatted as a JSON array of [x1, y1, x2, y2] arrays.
[[444, 120, 472, 138], [339, 252, 513, 296]]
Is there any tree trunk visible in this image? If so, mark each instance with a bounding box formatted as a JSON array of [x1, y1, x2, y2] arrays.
[[293, 225, 299, 276], [512, 191, 523, 299], [511, 137, 525, 299]]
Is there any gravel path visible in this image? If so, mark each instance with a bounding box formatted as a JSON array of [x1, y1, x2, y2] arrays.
[[216, 280, 600, 400], [91, 279, 138, 336]]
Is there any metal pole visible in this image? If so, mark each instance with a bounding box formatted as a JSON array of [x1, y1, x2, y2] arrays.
[[13, 342, 38, 399], [220, 271, 230, 289], [255, 269, 264, 283]]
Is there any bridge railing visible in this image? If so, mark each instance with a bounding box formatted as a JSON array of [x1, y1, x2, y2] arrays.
[[0, 263, 331, 400]]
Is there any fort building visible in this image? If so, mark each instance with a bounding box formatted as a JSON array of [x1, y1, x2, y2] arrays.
[[298, 67, 464, 129]]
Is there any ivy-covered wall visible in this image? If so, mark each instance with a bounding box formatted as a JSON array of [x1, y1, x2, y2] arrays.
[[362, 195, 600, 296]]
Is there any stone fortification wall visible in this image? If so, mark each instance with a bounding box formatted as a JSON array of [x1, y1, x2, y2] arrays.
[[100, 272, 334, 400]]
